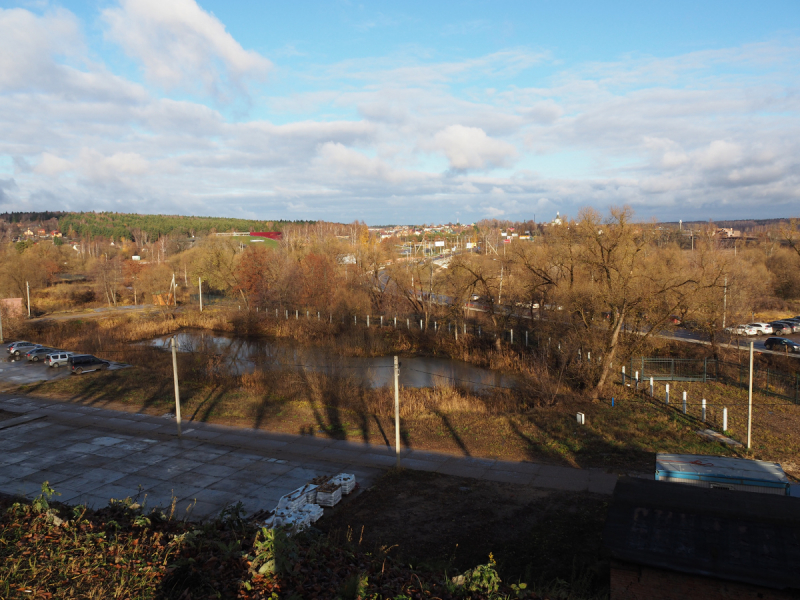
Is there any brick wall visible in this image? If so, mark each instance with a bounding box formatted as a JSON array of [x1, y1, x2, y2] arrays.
[[610, 560, 797, 600]]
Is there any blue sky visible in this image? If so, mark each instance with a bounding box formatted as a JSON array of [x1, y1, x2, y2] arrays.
[[1, 1, 799, 224]]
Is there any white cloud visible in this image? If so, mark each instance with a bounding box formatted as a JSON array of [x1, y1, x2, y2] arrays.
[[103, 0, 272, 98], [1, 5, 799, 223], [430, 125, 518, 170], [34, 153, 72, 176]]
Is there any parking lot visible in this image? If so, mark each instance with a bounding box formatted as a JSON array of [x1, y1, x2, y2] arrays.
[[1, 346, 128, 391]]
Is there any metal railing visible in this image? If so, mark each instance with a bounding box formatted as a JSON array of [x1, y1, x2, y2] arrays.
[[631, 357, 800, 404]]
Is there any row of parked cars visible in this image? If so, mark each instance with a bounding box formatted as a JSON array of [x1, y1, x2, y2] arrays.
[[6, 341, 111, 374], [724, 316, 800, 337]]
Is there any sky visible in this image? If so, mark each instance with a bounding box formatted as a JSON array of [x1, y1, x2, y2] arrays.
[[0, 1, 799, 225]]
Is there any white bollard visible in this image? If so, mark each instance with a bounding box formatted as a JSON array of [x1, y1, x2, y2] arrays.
[[723, 407, 728, 432], [665, 384, 670, 405], [635, 371, 639, 390], [367, 315, 370, 327], [650, 376, 654, 397], [622, 366, 626, 385], [682, 391, 687, 414], [702, 398, 707, 422]]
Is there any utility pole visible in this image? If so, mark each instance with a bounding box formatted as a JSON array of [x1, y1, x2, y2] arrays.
[[747, 341, 753, 450], [722, 276, 728, 329], [26, 281, 30, 318], [498, 264, 504, 305], [394, 356, 401, 467], [199, 278, 203, 312], [171, 336, 182, 438]]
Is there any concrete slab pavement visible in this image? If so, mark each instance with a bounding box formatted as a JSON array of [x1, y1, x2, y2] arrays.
[[0, 393, 621, 521]]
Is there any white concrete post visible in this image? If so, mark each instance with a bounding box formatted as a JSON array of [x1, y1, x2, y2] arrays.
[[171, 336, 182, 438], [665, 383, 670, 405], [622, 366, 626, 385], [198, 277, 203, 312], [650, 376, 654, 397], [682, 391, 687, 414], [702, 398, 707, 422], [394, 356, 401, 467], [635, 371, 639, 390], [723, 407, 728, 432], [748, 341, 754, 450]]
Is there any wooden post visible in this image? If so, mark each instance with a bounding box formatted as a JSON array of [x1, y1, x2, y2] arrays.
[[171, 336, 182, 438]]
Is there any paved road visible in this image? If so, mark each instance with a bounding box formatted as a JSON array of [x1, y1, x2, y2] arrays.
[[0, 394, 620, 521]]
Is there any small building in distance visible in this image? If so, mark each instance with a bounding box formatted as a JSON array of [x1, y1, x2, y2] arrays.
[[603, 477, 800, 600]]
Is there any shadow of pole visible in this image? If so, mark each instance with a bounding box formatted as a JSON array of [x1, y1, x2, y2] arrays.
[[432, 409, 471, 457]]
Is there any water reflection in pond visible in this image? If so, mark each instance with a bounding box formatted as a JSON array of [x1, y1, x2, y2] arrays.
[[149, 330, 517, 391]]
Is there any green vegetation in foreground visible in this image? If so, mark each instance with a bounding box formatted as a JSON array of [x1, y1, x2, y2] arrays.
[[1, 480, 541, 599]]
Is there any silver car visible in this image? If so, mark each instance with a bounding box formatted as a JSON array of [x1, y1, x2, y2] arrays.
[[45, 352, 74, 368]]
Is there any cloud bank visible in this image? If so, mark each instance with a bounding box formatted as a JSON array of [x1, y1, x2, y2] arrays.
[[0, 2, 798, 223]]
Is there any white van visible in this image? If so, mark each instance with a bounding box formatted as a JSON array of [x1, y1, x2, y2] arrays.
[[45, 352, 74, 368]]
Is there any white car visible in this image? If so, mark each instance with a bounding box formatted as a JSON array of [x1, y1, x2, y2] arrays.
[[725, 324, 757, 336], [747, 323, 773, 335]]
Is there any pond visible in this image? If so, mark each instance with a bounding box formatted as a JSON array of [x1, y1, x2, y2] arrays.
[[148, 330, 517, 392]]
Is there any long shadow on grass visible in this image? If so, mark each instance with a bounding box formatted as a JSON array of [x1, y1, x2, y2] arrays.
[[432, 409, 471, 456]]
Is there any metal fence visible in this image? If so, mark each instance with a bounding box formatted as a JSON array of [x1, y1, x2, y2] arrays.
[[631, 357, 800, 404]]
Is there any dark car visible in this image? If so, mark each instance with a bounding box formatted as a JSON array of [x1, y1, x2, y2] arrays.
[[25, 347, 59, 362], [764, 337, 800, 353], [769, 322, 794, 335], [7, 341, 40, 357], [69, 354, 110, 374]]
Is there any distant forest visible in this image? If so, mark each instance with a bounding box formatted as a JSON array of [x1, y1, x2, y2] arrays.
[[0, 211, 314, 241]]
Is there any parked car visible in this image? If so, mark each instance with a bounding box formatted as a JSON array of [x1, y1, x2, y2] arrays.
[[25, 347, 59, 362], [45, 352, 74, 368], [747, 323, 773, 335], [7, 341, 40, 357], [724, 324, 757, 336], [779, 320, 800, 333], [764, 337, 800, 353], [770, 321, 795, 335], [69, 354, 110, 374]]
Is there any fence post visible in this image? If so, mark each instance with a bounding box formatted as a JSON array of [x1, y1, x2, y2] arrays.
[[670, 359, 674, 379], [665, 383, 670, 405], [702, 398, 706, 422], [682, 391, 687, 415]]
